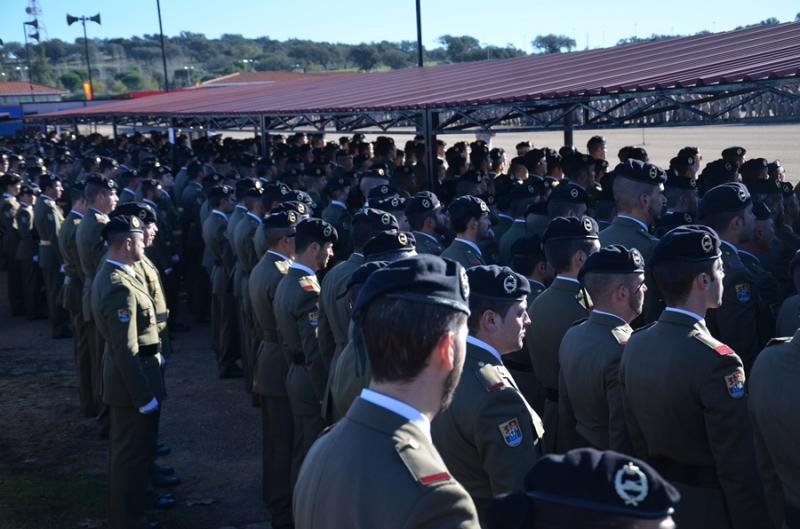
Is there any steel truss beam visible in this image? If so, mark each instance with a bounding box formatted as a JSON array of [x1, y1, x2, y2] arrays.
[[30, 79, 800, 134]]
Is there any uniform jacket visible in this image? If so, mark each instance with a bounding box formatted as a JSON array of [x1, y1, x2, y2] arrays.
[[441, 238, 485, 269], [294, 397, 480, 529], [432, 340, 543, 510], [318, 252, 364, 362], [620, 309, 770, 529], [57, 210, 84, 313], [498, 220, 527, 265], [202, 211, 233, 296], [249, 251, 291, 398], [33, 194, 64, 269], [412, 231, 444, 256], [1, 195, 20, 258], [76, 208, 109, 320], [92, 260, 164, 408], [775, 294, 800, 338], [557, 310, 633, 453], [14, 203, 37, 261], [749, 329, 800, 529]]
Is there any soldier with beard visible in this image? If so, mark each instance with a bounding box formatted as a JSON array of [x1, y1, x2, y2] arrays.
[[407, 191, 447, 256], [441, 195, 491, 268]]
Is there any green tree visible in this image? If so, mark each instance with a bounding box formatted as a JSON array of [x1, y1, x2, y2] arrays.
[[115, 70, 145, 91], [532, 34, 576, 54], [349, 44, 379, 71], [438, 35, 482, 62], [59, 70, 86, 92]]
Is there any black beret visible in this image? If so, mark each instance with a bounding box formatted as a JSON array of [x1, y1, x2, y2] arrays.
[[262, 210, 300, 232], [364, 230, 416, 261], [244, 187, 264, 199], [562, 152, 595, 175], [466, 265, 530, 301], [113, 201, 157, 224], [353, 207, 399, 231], [698, 182, 751, 218], [69, 182, 86, 202], [305, 165, 326, 178], [347, 261, 389, 291], [119, 169, 139, 182], [202, 173, 223, 188], [739, 158, 768, 180], [548, 181, 588, 204], [721, 146, 746, 161], [665, 171, 697, 191], [296, 217, 338, 244], [234, 178, 257, 194], [368, 184, 399, 200], [283, 189, 315, 209], [781, 181, 795, 199], [509, 180, 543, 201], [543, 216, 599, 243], [745, 178, 781, 196], [613, 159, 667, 185], [676, 146, 699, 166], [140, 178, 162, 195], [1, 172, 22, 186], [524, 148, 546, 168], [448, 195, 489, 223], [578, 244, 645, 282], [371, 194, 407, 212], [85, 175, 117, 191], [20, 182, 40, 196], [752, 201, 772, 221], [207, 184, 234, 201], [767, 160, 784, 179], [359, 168, 389, 181], [489, 148, 505, 163], [523, 448, 680, 520], [38, 173, 62, 190], [655, 210, 695, 238], [271, 200, 310, 219], [353, 255, 471, 321], [698, 159, 738, 195], [405, 191, 441, 216], [103, 214, 144, 240], [511, 234, 545, 260], [325, 175, 351, 193], [262, 182, 291, 204], [651, 224, 721, 266]]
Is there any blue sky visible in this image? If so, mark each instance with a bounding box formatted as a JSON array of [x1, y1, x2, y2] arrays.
[[1, 0, 798, 51]]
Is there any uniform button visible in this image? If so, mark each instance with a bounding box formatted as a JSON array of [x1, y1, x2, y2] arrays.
[[478, 361, 485, 367]]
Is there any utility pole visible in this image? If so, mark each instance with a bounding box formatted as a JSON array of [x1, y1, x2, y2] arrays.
[[415, 0, 423, 67], [156, 0, 169, 91]]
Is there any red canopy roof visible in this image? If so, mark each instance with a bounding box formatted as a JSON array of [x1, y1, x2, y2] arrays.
[[39, 22, 800, 119]]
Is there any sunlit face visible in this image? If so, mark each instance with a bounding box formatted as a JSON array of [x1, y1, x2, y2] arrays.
[[708, 257, 725, 308], [130, 232, 145, 261], [497, 299, 531, 353], [317, 241, 334, 270], [738, 204, 756, 243], [143, 222, 158, 247], [477, 214, 491, 238], [627, 272, 647, 317], [51, 181, 64, 200]]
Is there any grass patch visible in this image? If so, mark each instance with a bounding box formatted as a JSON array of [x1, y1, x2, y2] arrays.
[[0, 473, 106, 529]]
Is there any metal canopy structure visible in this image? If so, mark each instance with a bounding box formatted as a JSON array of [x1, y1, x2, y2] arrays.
[[28, 21, 800, 140]]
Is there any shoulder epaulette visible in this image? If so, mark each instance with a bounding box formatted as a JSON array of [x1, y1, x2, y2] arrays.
[[691, 330, 735, 355], [472, 361, 510, 392], [298, 275, 320, 293], [611, 325, 633, 345], [766, 336, 793, 347], [274, 260, 290, 274], [394, 430, 453, 486]]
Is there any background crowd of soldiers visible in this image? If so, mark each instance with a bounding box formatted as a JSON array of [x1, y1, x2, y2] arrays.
[[0, 127, 798, 529]]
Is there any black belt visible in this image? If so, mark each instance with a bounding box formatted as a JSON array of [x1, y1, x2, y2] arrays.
[[786, 501, 800, 529], [544, 388, 559, 402], [139, 343, 161, 357], [649, 457, 719, 488], [290, 353, 305, 365]]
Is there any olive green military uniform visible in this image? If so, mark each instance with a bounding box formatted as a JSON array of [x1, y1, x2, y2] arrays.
[[739, 250, 780, 338], [432, 339, 544, 520], [233, 211, 262, 393], [498, 219, 527, 265], [748, 330, 800, 529], [440, 238, 485, 269], [58, 210, 93, 416], [557, 310, 632, 453], [776, 294, 800, 337], [179, 181, 210, 321], [1, 193, 23, 315], [226, 204, 248, 367], [15, 201, 45, 319], [294, 396, 480, 529], [329, 333, 368, 421], [155, 191, 182, 325], [765, 224, 800, 298], [34, 193, 70, 337], [412, 231, 444, 255], [202, 209, 239, 374], [249, 250, 294, 527], [707, 241, 764, 371], [599, 215, 661, 322], [77, 207, 110, 415], [526, 276, 589, 453], [321, 200, 352, 260], [492, 214, 514, 242], [506, 280, 547, 414], [92, 259, 165, 529], [620, 309, 770, 529], [274, 264, 326, 484]]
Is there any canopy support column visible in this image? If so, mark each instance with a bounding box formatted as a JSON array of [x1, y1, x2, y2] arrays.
[[563, 110, 574, 148], [259, 115, 267, 156], [422, 109, 438, 192], [112, 117, 118, 147]]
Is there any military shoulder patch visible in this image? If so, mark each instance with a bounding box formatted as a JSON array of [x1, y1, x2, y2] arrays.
[[298, 276, 320, 293], [307, 310, 319, 327], [274, 259, 290, 274], [724, 368, 746, 399], [117, 309, 131, 323], [473, 362, 509, 392], [498, 418, 523, 447], [691, 331, 734, 356], [734, 283, 752, 304], [73, 218, 81, 226]]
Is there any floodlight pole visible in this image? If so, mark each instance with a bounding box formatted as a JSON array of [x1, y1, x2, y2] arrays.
[[22, 23, 35, 102], [156, 0, 169, 92], [415, 0, 423, 67], [80, 19, 94, 100]]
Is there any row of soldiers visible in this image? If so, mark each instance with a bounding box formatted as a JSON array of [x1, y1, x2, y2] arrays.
[[2, 130, 799, 529]]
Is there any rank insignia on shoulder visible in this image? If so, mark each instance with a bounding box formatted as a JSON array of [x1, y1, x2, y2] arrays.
[[724, 368, 746, 399], [117, 309, 131, 323], [714, 343, 734, 356], [298, 276, 319, 292], [419, 472, 450, 485], [274, 260, 290, 274], [498, 418, 523, 447], [735, 283, 751, 303]]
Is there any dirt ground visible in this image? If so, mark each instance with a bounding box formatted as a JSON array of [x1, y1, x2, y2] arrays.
[[0, 270, 269, 529]]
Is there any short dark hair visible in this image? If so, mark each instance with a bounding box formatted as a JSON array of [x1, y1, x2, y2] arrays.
[[208, 193, 227, 209], [295, 229, 328, 254], [467, 296, 517, 334], [544, 238, 597, 274], [408, 209, 435, 231], [652, 259, 716, 305], [85, 181, 111, 203], [701, 210, 742, 235], [362, 297, 466, 383], [511, 254, 546, 277], [582, 272, 638, 304]]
